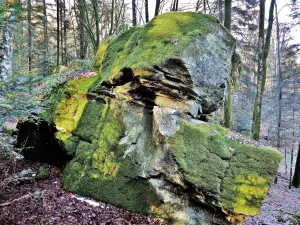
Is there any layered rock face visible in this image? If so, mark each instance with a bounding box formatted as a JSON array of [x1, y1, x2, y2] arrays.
[[17, 12, 282, 225]]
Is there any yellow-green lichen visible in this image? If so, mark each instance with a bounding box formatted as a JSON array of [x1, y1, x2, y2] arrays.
[[95, 39, 110, 73], [51, 76, 98, 141], [233, 174, 268, 215], [220, 145, 282, 215]]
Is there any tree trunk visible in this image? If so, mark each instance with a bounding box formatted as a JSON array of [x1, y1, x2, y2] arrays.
[[42, 0, 49, 75], [109, 0, 115, 35], [28, 0, 32, 71], [251, 0, 265, 140], [132, 0, 137, 26], [219, 0, 223, 22], [60, 0, 64, 64], [63, 0, 67, 65], [76, 0, 86, 59], [292, 143, 300, 188], [175, 0, 179, 11], [252, 0, 275, 140], [223, 0, 232, 128], [113, 0, 125, 35], [195, 0, 200, 11], [92, 0, 100, 52], [289, 78, 296, 189], [224, 83, 232, 128], [0, 2, 14, 83], [155, 0, 160, 16], [145, 0, 149, 23], [224, 0, 231, 31], [275, 1, 283, 149], [56, 0, 60, 67]]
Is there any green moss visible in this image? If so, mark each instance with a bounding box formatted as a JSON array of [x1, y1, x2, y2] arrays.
[[168, 123, 232, 194], [54, 92, 88, 141], [62, 136, 80, 156], [95, 39, 111, 72], [220, 145, 282, 215], [74, 101, 105, 141], [42, 76, 98, 143], [36, 166, 49, 180], [93, 12, 234, 90], [63, 99, 161, 213], [168, 121, 282, 216]]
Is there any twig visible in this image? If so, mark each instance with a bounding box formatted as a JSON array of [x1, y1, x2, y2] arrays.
[[277, 173, 289, 181], [0, 193, 31, 207], [1, 176, 35, 188]]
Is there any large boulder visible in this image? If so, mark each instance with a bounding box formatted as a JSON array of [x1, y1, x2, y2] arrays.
[[92, 12, 236, 118], [17, 12, 282, 225]]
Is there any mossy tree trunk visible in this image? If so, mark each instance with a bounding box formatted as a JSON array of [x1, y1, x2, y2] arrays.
[[252, 0, 275, 140], [223, 0, 232, 129], [292, 144, 300, 188]]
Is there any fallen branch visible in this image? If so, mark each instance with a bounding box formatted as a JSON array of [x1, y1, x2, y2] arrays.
[[0, 193, 31, 207], [277, 173, 289, 181], [1, 176, 35, 188]]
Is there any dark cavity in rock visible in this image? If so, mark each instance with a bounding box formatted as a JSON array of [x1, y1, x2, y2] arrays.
[[16, 117, 71, 167]]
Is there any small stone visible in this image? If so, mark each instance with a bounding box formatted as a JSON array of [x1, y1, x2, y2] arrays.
[[19, 169, 34, 177]]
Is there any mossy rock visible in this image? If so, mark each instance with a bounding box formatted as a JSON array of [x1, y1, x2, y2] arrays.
[[37, 166, 49, 180], [62, 99, 161, 213], [167, 121, 282, 219], [95, 12, 234, 82], [16, 12, 281, 225], [91, 11, 235, 117]]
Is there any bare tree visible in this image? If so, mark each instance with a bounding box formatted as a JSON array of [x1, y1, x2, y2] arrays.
[[145, 0, 149, 23], [28, 0, 32, 71], [132, 0, 137, 26]]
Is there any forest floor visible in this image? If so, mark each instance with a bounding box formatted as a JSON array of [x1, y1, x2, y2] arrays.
[[0, 128, 299, 225]]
